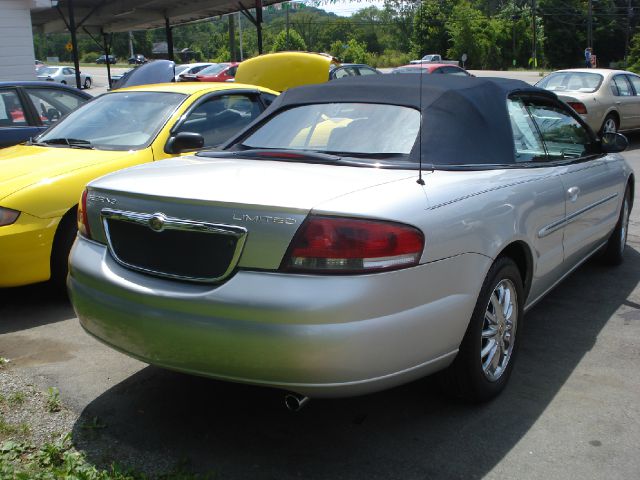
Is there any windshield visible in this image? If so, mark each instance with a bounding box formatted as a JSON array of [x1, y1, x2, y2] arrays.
[[199, 64, 227, 76], [37, 91, 186, 151], [39, 67, 60, 76], [537, 72, 604, 93], [241, 103, 420, 157]]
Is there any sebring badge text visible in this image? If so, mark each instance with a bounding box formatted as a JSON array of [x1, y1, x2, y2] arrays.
[[233, 213, 297, 225], [87, 194, 117, 205]]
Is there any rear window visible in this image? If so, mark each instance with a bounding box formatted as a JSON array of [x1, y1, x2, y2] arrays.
[[536, 72, 603, 93], [241, 103, 420, 157]]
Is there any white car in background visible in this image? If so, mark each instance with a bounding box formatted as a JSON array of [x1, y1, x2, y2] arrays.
[[174, 63, 214, 82], [37, 66, 92, 89], [536, 68, 640, 135]]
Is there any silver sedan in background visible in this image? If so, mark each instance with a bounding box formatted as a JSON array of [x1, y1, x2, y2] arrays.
[[536, 68, 640, 135], [37, 66, 92, 89], [68, 75, 633, 409]]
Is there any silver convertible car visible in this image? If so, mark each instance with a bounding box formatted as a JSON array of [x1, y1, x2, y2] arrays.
[[68, 75, 633, 408]]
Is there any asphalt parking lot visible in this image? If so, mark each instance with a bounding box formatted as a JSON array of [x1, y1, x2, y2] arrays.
[[1, 89, 639, 479], [78, 65, 544, 97]]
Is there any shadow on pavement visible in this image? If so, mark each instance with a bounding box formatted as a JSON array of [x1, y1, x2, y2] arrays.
[[71, 247, 640, 479], [0, 283, 73, 335], [624, 131, 640, 151]]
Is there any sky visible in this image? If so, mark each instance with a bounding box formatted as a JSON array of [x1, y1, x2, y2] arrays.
[[304, 0, 386, 17]]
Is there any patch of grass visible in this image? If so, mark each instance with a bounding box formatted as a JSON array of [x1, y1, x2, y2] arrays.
[[0, 415, 29, 439], [1, 434, 141, 479], [0, 357, 8, 369], [8, 391, 26, 407], [0, 415, 19, 436], [46, 387, 61, 413], [0, 433, 215, 479]]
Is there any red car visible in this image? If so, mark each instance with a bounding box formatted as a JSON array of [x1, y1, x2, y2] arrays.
[[181, 62, 240, 82], [391, 63, 471, 76]]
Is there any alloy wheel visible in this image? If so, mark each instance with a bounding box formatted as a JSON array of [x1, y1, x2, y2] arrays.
[[480, 279, 518, 382]]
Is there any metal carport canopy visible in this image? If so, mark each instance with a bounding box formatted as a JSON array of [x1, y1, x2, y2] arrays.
[[30, 0, 279, 88], [31, 0, 280, 34]]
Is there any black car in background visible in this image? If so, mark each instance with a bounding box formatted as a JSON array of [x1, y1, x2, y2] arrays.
[[96, 55, 117, 64], [128, 54, 147, 65], [0, 82, 91, 148]]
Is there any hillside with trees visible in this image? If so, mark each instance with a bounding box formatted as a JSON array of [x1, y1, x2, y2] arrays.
[[33, 0, 640, 71]]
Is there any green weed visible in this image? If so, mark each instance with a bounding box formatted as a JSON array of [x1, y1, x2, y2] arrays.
[[8, 391, 26, 407], [46, 387, 61, 413]]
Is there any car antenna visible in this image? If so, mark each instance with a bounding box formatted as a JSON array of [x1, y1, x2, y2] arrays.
[[417, 65, 425, 185]]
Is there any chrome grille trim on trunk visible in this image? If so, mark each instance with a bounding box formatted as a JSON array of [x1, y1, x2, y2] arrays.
[[101, 208, 247, 283]]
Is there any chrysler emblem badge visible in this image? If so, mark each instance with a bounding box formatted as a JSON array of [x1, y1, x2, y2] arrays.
[[148, 213, 166, 232]]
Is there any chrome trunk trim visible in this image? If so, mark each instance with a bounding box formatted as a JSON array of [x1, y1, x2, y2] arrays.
[[101, 208, 247, 283]]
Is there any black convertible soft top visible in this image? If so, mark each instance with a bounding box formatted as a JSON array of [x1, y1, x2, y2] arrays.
[[224, 74, 558, 166]]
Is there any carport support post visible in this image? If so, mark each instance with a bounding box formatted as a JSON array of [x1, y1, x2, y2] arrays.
[[102, 31, 112, 89], [255, 0, 263, 54], [67, 0, 82, 89], [165, 17, 174, 61]]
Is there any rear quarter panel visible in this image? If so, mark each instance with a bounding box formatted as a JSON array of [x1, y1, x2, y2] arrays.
[[314, 168, 567, 305]]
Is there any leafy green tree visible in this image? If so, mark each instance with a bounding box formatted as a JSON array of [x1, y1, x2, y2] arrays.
[[271, 29, 307, 52], [411, 0, 456, 58], [628, 31, 640, 73], [331, 38, 369, 63]]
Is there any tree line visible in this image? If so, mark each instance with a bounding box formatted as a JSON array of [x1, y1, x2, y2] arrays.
[[33, 0, 640, 71]]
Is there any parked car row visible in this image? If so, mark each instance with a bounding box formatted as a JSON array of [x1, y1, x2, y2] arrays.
[[96, 54, 147, 64], [36, 66, 93, 89], [0, 53, 636, 409]]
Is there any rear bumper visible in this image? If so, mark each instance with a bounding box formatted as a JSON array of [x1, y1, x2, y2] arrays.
[[68, 237, 490, 397], [0, 212, 59, 287]]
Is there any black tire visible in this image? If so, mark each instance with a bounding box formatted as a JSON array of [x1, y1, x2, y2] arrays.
[[441, 257, 524, 402], [61, 80, 67, 85], [49, 209, 78, 290], [83, 77, 92, 89], [600, 113, 619, 136], [602, 187, 631, 266]]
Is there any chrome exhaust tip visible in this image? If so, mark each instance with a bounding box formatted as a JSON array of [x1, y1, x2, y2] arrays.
[[284, 393, 310, 412]]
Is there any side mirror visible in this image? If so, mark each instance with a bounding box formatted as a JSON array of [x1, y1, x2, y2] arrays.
[[46, 108, 61, 122], [601, 132, 628, 153], [165, 131, 204, 154]]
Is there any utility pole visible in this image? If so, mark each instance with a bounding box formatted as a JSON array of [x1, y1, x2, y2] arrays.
[[625, 0, 632, 61], [228, 15, 236, 62], [128, 31, 134, 57], [286, 2, 290, 49], [531, 0, 537, 68], [238, 13, 243, 61], [587, 0, 593, 49]]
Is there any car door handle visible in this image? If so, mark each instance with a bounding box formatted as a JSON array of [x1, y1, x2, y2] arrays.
[[567, 186, 580, 202]]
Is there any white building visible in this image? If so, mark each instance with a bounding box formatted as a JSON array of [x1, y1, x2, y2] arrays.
[[0, 0, 51, 81]]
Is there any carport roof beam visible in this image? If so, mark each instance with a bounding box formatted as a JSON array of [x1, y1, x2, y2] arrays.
[[31, 0, 282, 34]]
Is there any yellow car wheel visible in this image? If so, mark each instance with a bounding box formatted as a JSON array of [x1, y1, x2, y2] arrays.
[[50, 207, 77, 290]]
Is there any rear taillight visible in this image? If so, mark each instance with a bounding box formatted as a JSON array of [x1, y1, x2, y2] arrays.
[[567, 102, 588, 115], [281, 215, 424, 273], [77, 188, 91, 238]]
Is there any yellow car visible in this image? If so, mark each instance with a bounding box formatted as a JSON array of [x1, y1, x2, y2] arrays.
[[0, 52, 336, 288]]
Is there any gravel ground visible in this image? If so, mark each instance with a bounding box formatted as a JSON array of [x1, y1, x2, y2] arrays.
[[0, 363, 187, 477], [0, 365, 75, 446]]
